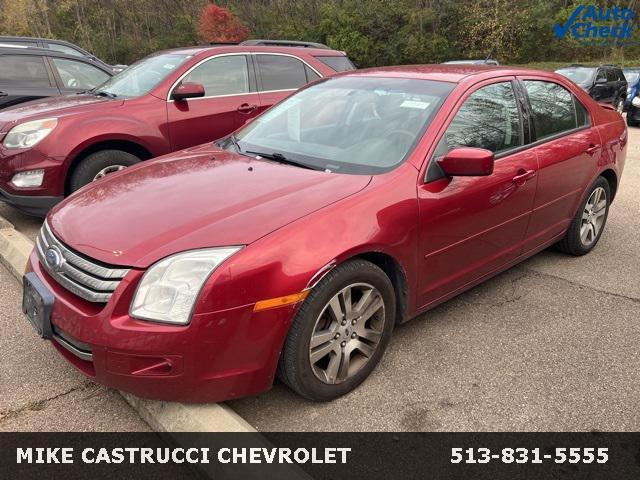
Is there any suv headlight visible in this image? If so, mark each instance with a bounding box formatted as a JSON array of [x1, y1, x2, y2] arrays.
[[130, 247, 242, 325], [3, 118, 58, 149]]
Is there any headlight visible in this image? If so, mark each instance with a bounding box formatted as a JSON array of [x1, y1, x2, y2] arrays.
[[632, 97, 640, 108], [130, 247, 241, 325], [3, 118, 58, 149]]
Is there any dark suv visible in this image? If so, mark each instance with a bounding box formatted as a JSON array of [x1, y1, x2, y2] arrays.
[[556, 64, 627, 113], [0, 45, 113, 110], [0, 36, 126, 73]]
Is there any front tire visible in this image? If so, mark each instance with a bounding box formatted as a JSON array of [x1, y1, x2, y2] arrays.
[[556, 176, 610, 256], [278, 259, 395, 401], [616, 97, 624, 114], [70, 150, 140, 193], [627, 112, 639, 127]]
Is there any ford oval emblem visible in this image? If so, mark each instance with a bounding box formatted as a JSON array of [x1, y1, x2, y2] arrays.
[[45, 247, 64, 271]]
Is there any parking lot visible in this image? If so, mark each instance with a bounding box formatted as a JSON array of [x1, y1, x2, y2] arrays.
[[1, 128, 638, 433]]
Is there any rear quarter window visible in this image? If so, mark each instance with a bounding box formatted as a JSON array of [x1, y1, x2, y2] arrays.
[[315, 55, 356, 72], [0, 55, 51, 87]]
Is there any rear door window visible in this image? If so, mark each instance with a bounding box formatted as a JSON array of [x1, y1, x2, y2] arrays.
[[315, 55, 356, 72], [0, 55, 51, 87], [522, 80, 577, 140], [256, 54, 313, 91]]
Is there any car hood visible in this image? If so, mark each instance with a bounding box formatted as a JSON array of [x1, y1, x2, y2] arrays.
[[49, 145, 372, 268], [0, 94, 122, 129]]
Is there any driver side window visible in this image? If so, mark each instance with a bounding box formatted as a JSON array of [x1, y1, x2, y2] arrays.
[[51, 57, 110, 90], [182, 55, 250, 97], [433, 81, 522, 160]]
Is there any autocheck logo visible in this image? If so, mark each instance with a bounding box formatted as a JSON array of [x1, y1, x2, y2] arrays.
[[554, 4, 635, 45]]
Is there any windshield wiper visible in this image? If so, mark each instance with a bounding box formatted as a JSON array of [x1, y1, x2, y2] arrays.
[[245, 150, 320, 171], [94, 90, 117, 99]]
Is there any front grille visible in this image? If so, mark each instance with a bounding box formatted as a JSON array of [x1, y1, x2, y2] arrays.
[[36, 221, 130, 303]]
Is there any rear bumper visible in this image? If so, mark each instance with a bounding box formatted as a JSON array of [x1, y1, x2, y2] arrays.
[[0, 187, 62, 216], [25, 250, 296, 403]]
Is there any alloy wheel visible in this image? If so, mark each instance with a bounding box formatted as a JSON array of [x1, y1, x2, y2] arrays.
[[580, 186, 607, 246], [93, 165, 127, 181], [617, 100, 624, 114], [309, 283, 385, 385]]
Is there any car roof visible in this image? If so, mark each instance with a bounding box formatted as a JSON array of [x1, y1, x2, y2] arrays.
[[154, 44, 347, 57], [340, 64, 561, 83]]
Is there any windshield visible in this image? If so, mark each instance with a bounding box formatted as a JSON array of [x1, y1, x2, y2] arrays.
[[556, 68, 596, 85], [94, 53, 189, 98], [230, 76, 454, 175], [623, 70, 640, 83]]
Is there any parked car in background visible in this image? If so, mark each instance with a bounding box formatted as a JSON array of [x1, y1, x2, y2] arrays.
[[556, 64, 627, 112], [0, 36, 126, 73], [0, 42, 354, 215], [0, 45, 112, 110], [23, 65, 626, 402], [443, 59, 499, 66], [622, 68, 640, 111]]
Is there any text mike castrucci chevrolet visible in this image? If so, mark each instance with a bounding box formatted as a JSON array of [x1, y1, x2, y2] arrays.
[[22, 65, 626, 402]]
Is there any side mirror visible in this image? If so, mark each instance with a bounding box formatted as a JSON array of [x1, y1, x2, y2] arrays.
[[437, 147, 494, 177], [172, 82, 205, 101]]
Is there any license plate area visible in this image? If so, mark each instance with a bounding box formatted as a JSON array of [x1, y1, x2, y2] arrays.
[[22, 272, 54, 339]]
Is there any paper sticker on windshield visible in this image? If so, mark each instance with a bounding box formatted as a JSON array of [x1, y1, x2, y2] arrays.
[[164, 63, 177, 69], [400, 100, 430, 109]]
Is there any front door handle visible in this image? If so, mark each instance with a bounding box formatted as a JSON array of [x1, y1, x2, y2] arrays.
[[237, 103, 257, 114], [0, 91, 7, 97], [512, 169, 537, 187], [586, 144, 601, 155]]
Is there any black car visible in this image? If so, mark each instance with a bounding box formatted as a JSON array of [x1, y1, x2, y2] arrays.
[[0, 46, 113, 110], [0, 36, 126, 73], [556, 64, 627, 113]]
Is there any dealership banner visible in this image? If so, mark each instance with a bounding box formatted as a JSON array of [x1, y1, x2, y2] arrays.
[[1, 432, 639, 479]]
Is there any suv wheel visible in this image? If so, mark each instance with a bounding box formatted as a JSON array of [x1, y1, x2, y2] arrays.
[[70, 150, 140, 193], [278, 259, 395, 401], [556, 176, 610, 256], [616, 98, 624, 114]]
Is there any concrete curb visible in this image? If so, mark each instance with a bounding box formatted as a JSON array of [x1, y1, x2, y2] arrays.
[[0, 213, 256, 433]]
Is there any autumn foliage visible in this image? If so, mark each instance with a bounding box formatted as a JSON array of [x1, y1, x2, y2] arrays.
[[197, 4, 250, 43]]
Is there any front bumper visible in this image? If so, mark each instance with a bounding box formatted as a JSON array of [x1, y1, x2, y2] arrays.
[[0, 147, 66, 215], [25, 250, 297, 403], [0, 186, 62, 216]]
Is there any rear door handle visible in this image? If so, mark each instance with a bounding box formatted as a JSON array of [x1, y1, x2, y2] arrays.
[[586, 144, 601, 155], [237, 103, 257, 114], [512, 169, 537, 186]]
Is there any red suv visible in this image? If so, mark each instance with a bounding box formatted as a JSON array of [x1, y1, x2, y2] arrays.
[[0, 42, 354, 215], [23, 66, 626, 402]]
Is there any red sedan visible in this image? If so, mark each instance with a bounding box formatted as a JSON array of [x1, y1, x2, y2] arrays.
[[23, 65, 626, 402]]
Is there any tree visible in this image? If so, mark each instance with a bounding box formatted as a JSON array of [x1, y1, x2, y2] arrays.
[[197, 3, 250, 43]]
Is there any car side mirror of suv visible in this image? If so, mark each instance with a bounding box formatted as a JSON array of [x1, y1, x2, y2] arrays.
[[172, 82, 205, 101], [437, 147, 494, 177]]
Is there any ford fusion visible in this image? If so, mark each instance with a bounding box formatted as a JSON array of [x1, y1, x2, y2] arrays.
[[23, 66, 626, 402]]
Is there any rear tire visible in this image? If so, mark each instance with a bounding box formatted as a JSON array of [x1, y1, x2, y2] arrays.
[[70, 150, 140, 193], [556, 176, 610, 256], [278, 259, 395, 401]]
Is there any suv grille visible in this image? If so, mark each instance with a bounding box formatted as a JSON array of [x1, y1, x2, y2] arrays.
[[36, 221, 130, 303]]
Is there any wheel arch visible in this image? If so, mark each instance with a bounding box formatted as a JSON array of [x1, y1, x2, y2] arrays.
[[599, 168, 618, 202], [315, 250, 409, 325], [64, 139, 154, 195]]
